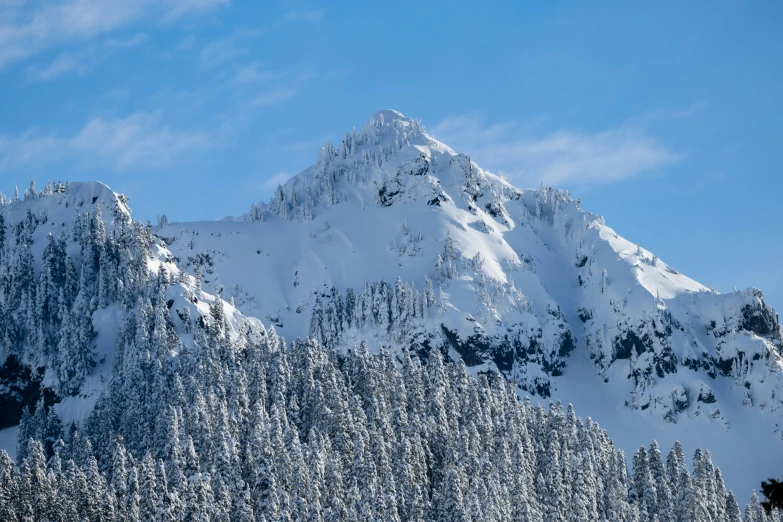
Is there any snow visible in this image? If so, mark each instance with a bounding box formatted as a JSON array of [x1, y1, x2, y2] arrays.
[[0, 181, 129, 285], [53, 304, 123, 429], [551, 348, 783, 504], [0, 182, 135, 430], [158, 111, 783, 499], [2, 111, 781, 503]]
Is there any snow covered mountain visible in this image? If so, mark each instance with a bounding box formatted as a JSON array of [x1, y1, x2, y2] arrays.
[[158, 110, 783, 495], [0, 110, 781, 504]]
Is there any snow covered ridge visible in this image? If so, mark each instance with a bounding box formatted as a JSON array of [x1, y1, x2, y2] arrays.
[[164, 110, 783, 495], [1, 110, 783, 500], [230, 109, 783, 424], [246, 109, 517, 222], [0, 180, 150, 431]]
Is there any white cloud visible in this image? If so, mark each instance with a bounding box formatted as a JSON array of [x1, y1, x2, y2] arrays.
[[162, 0, 230, 20], [263, 171, 292, 189], [626, 102, 707, 126], [232, 65, 313, 108], [24, 32, 148, 82], [234, 62, 285, 83], [200, 26, 263, 68], [110, 32, 150, 48], [283, 9, 325, 23], [431, 113, 679, 187], [176, 34, 196, 51], [252, 88, 297, 107], [0, 112, 211, 172], [0, 0, 228, 69], [25, 52, 85, 81]]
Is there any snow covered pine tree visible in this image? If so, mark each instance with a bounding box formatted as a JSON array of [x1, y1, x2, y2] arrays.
[[0, 115, 781, 520]]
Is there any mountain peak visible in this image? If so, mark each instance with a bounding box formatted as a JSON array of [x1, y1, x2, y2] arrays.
[[358, 109, 427, 148], [368, 109, 416, 126], [0, 179, 131, 227]]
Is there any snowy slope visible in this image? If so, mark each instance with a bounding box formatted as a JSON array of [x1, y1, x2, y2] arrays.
[[2, 181, 130, 261], [156, 110, 783, 497], [0, 183, 126, 424], [0, 111, 780, 500], [1, 183, 140, 429]]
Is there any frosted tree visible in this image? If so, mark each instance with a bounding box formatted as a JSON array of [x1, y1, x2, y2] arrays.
[[55, 302, 95, 396], [725, 491, 742, 522], [666, 441, 687, 498], [0, 214, 5, 262], [302, 189, 314, 221], [0, 451, 17, 522], [0, 232, 767, 522], [435, 253, 445, 280], [649, 441, 675, 522], [193, 264, 203, 299], [745, 491, 767, 522]]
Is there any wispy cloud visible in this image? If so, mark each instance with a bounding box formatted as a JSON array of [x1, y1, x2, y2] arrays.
[[262, 171, 291, 189], [109, 32, 150, 48], [24, 52, 86, 82], [431, 113, 680, 187], [0, 112, 211, 172], [200, 26, 263, 68], [24, 33, 148, 82], [252, 88, 297, 107], [283, 9, 326, 23], [234, 66, 314, 107], [0, 0, 228, 70], [662, 171, 725, 196], [234, 62, 285, 83], [627, 102, 707, 126], [162, 0, 230, 20]]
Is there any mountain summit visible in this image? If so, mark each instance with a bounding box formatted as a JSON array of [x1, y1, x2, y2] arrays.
[[164, 110, 783, 494], [0, 111, 781, 499], [220, 110, 782, 416]]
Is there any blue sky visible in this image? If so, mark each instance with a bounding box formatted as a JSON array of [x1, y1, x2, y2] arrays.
[[0, 1, 781, 309]]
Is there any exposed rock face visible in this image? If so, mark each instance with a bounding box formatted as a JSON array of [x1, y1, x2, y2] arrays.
[[0, 356, 45, 430]]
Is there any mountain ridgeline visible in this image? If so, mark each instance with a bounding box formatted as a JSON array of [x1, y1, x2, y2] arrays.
[[0, 181, 147, 429], [0, 111, 781, 519], [240, 110, 782, 420]]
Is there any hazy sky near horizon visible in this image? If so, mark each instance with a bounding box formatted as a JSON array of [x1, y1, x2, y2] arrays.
[[0, 1, 781, 309]]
